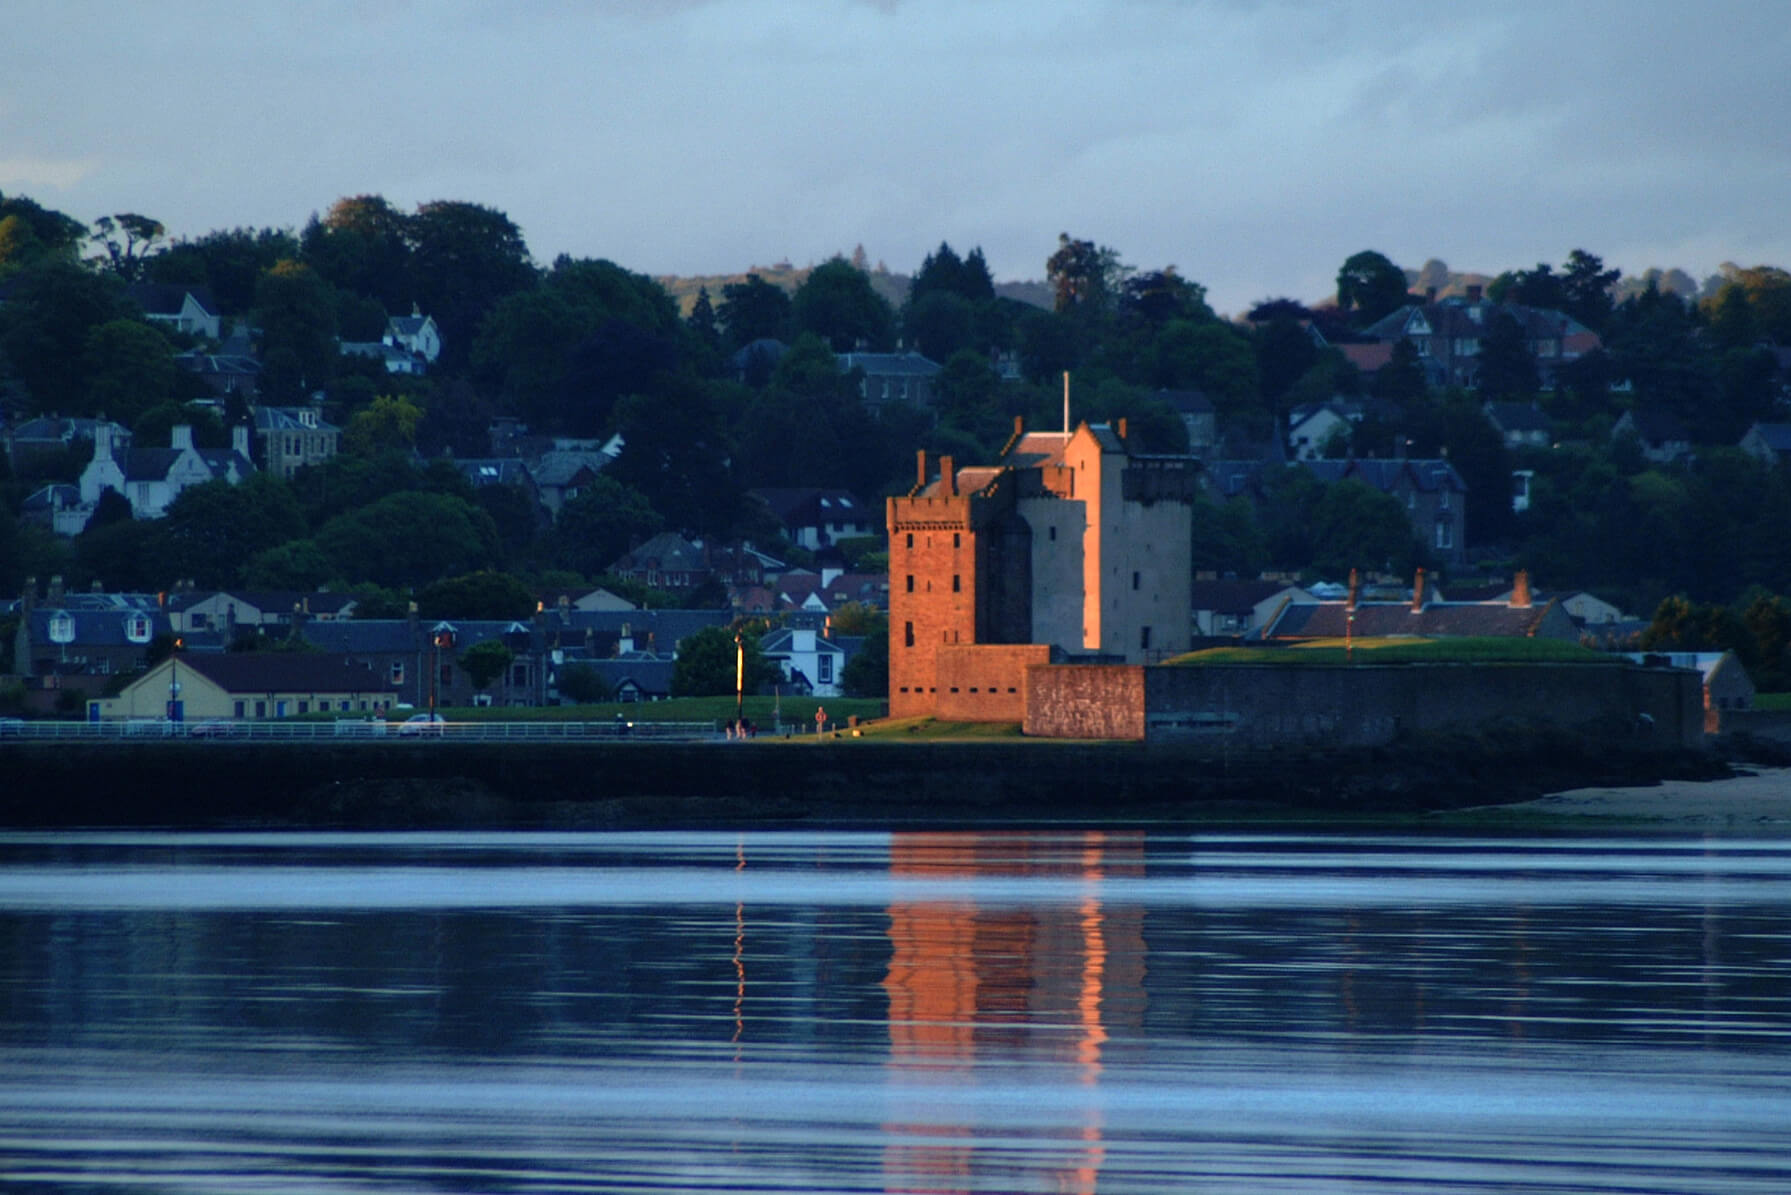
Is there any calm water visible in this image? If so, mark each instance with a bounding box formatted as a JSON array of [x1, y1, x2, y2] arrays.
[[2, 825, 1789, 1193]]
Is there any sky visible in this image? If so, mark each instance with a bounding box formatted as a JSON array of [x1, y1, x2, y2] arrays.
[[4, 0, 1788, 316]]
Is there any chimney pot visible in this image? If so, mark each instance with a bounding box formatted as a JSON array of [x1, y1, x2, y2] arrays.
[[1511, 569, 1533, 609], [1411, 568, 1426, 613]]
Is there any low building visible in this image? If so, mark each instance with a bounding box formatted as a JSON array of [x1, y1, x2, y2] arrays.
[[839, 350, 942, 411], [89, 652, 400, 722], [79, 423, 255, 520], [1191, 579, 1315, 638], [252, 405, 339, 479], [749, 487, 878, 550], [760, 626, 846, 696]]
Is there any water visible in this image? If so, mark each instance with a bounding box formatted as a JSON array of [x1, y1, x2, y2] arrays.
[[3, 826, 1790, 1193]]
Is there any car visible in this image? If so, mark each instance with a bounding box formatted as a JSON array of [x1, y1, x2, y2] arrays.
[[0, 717, 24, 737], [398, 713, 446, 737], [187, 720, 240, 739]]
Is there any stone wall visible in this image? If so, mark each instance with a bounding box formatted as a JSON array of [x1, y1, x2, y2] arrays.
[[1025, 661, 1706, 748], [936, 644, 1053, 722], [1024, 664, 1147, 740]]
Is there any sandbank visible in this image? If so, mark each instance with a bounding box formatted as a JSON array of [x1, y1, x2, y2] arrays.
[[1486, 767, 1791, 829]]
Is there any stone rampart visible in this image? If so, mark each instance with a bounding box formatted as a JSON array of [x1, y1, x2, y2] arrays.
[[1025, 661, 1705, 747], [935, 644, 1053, 722]]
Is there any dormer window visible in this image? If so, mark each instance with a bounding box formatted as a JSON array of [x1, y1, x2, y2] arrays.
[[124, 614, 152, 644]]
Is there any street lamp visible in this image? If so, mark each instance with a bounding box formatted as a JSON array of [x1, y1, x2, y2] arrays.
[[734, 629, 745, 734], [167, 637, 183, 723]]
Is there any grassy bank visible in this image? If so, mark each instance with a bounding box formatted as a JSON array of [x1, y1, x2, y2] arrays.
[[1167, 637, 1622, 667]]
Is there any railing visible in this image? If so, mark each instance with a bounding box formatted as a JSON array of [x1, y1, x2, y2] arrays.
[[0, 719, 725, 743]]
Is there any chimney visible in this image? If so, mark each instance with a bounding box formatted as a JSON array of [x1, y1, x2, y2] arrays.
[[171, 424, 194, 453], [1117, 417, 1128, 441], [48, 574, 64, 603], [232, 424, 250, 457], [916, 449, 932, 490], [1511, 570, 1533, 609], [1346, 568, 1359, 612], [1014, 414, 1025, 437], [1411, 568, 1426, 613], [940, 455, 956, 497]]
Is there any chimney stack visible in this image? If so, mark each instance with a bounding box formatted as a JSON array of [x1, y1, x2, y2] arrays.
[[1346, 568, 1359, 612], [1511, 569, 1533, 609], [1411, 568, 1426, 613], [1117, 417, 1128, 441], [916, 449, 932, 490], [940, 455, 956, 497]]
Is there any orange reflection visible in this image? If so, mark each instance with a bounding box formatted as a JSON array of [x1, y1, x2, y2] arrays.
[[881, 831, 1143, 1195]]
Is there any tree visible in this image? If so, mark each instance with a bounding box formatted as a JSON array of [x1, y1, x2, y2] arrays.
[[0, 192, 85, 275], [670, 624, 779, 697], [1335, 251, 1409, 327], [87, 214, 165, 280], [717, 274, 792, 350], [342, 395, 423, 457], [460, 639, 515, 692], [1047, 233, 1125, 318], [1561, 249, 1620, 331], [840, 630, 888, 697], [83, 319, 178, 425], [149, 226, 300, 316], [607, 377, 741, 538], [557, 662, 613, 704], [790, 257, 896, 352], [314, 490, 501, 589], [1309, 479, 1422, 578], [548, 475, 664, 577], [157, 473, 307, 588], [302, 195, 413, 311], [1119, 267, 1211, 327], [243, 539, 334, 590], [417, 570, 537, 619], [1475, 310, 1540, 400], [0, 261, 132, 413], [253, 260, 337, 401], [1373, 337, 1429, 403], [406, 200, 537, 369]]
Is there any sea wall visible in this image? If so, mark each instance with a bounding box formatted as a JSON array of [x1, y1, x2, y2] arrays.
[[0, 729, 1724, 830], [1025, 662, 1704, 748]]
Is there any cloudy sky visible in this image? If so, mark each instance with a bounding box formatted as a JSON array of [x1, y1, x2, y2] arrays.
[[4, 0, 1786, 314]]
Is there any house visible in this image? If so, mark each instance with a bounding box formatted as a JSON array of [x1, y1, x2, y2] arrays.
[[1362, 287, 1601, 390], [12, 582, 170, 699], [772, 569, 889, 615], [126, 283, 222, 340], [1612, 409, 1693, 464], [887, 415, 1198, 720], [1305, 457, 1469, 565], [838, 350, 942, 410], [1483, 402, 1552, 449], [252, 404, 340, 479], [174, 347, 262, 397], [730, 337, 786, 384], [579, 656, 676, 703], [1625, 650, 1754, 731], [2, 416, 129, 471], [386, 306, 442, 364], [527, 444, 618, 516], [89, 652, 401, 722], [1286, 402, 1355, 461], [1191, 579, 1315, 638], [749, 487, 878, 550], [78, 423, 256, 520], [339, 338, 427, 375], [1155, 389, 1216, 454], [168, 590, 357, 637], [1257, 570, 1580, 642], [1738, 421, 1791, 466], [19, 484, 89, 536], [759, 626, 847, 696]]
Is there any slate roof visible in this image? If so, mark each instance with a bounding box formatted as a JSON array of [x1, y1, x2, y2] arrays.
[[1305, 458, 1466, 494], [1484, 402, 1552, 434], [454, 458, 533, 488], [1261, 599, 1563, 640], [25, 606, 169, 646], [252, 406, 339, 434], [577, 657, 676, 698], [748, 487, 872, 528], [177, 652, 398, 695], [1616, 408, 1691, 443], [1191, 579, 1305, 614], [529, 450, 611, 487], [759, 628, 844, 655], [170, 590, 357, 618], [127, 283, 219, 319], [837, 350, 942, 378]]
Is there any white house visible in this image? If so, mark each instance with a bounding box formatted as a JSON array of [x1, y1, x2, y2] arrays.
[[79, 424, 255, 520], [759, 626, 846, 697], [386, 307, 442, 364]]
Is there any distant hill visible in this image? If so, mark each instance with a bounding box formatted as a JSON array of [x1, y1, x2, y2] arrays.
[[656, 262, 1051, 317]]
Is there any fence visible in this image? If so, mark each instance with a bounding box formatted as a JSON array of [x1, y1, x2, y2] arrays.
[[0, 719, 723, 743]]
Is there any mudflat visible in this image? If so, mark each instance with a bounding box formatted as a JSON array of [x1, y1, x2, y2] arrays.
[[1493, 767, 1791, 828]]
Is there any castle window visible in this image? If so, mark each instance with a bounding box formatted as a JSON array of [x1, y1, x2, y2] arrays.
[[906, 533, 913, 548], [906, 575, 914, 592], [1049, 526, 1056, 541], [1141, 626, 1152, 650], [1132, 571, 1140, 590], [904, 621, 914, 647], [952, 575, 961, 592]]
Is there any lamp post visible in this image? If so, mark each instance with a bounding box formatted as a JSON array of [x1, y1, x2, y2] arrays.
[[734, 630, 745, 734], [167, 636, 183, 723]]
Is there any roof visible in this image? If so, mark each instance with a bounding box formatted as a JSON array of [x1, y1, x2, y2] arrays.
[[176, 652, 399, 695], [126, 283, 219, 318], [1616, 408, 1690, 442], [838, 351, 942, 377], [610, 531, 706, 574], [1483, 402, 1551, 434], [1191, 579, 1307, 614], [252, 406, 339, 433], [1262, 599, 1560, 640], [455, 458, 533, 488], [1304, 458, 1466, 494], [529, 450, 610, 487], [170, 589, 357, 617], [1338, 342, 1394, 372], [759, 627, 844, 654], [24, 606, 169, 647], [1743, 422, 1791, 453], [748, 487, 870, 527]]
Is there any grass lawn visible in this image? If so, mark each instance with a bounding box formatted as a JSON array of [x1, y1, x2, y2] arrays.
[[1753, 692, 1791, 712], [397, 695, 887, 728], [1166, 637, 1622, 667]]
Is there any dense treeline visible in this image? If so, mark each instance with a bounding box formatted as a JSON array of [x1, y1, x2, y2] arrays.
[[2, 191, 1790, 652]]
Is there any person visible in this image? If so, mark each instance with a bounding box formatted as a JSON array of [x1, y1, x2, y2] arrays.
[[814, 705, 827, 734]]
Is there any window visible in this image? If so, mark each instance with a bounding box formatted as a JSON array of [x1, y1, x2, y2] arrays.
[[440, 663, 453, 689], [390, 662, 405, 684], [298, 701, 309, 714], [1049, 526, 1057, 541], [953, 533, 960, 548], [1132, 571, 1140, 590], [906, 533, 913, 548], [952, 575, 961, 592], [1141, 626, 1152, 651], [234, 700, 245, 718], [906, 575, 914, 592], [1435, 519, 1454, 550], [904, 621, 915, 647], [512, 663, 527, 686], [1440, 488, 1451, 510], [818, 655, 833, 683], [254, 701, 266, 718]]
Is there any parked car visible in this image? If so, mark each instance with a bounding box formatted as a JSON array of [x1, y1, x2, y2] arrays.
[[398, 713, 446, 737], [187, 720, 241, 739], [0, 717, 24, 736]]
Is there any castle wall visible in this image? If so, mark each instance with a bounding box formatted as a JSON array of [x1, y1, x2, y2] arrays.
[[1025, 663, 1705, 748], [934, 644, 1054, 723]]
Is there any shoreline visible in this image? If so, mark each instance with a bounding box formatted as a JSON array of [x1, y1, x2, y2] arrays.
[[1478, 766, 1791, 829]]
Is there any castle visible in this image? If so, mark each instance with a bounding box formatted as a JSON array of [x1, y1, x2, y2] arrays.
[[886, 415, 1198, 721]]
